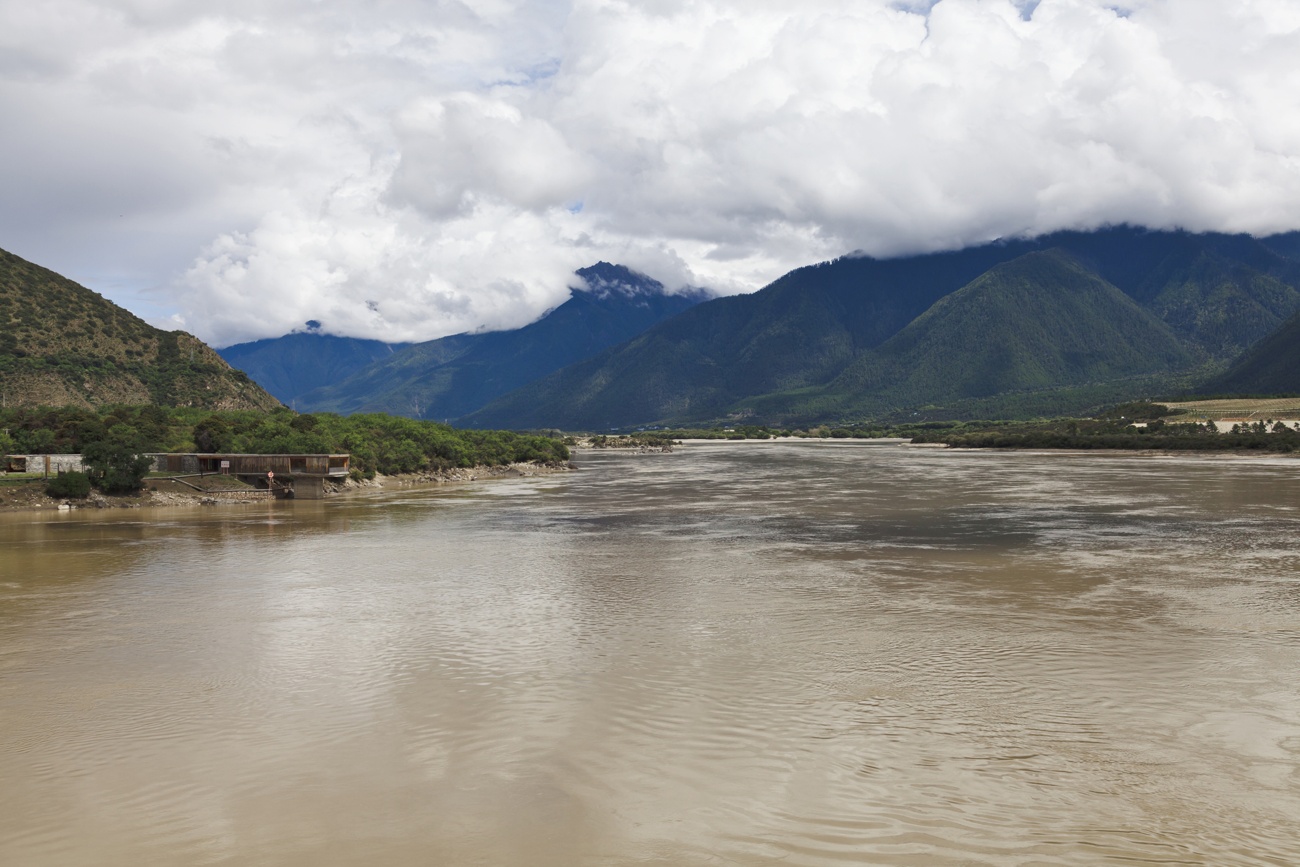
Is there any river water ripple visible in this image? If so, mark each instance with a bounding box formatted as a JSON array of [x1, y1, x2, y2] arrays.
[[2, 442, 1299, 865]]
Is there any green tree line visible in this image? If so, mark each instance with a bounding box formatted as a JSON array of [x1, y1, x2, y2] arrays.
[[910, 412, 1300, 453], [1, 406, 570, 489]]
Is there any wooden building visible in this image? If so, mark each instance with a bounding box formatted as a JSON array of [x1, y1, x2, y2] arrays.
[[148, 453, 350, 476], [147, 454, 350, 499]]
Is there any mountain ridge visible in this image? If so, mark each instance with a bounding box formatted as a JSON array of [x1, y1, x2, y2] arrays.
[[217, 332, 413, 407], [293, 262, 710, 419], [466, 228, 1300, 429], [1203, 310, 1300, 396], [0, 247, 279, 411], [749, 249, 1196, 420]]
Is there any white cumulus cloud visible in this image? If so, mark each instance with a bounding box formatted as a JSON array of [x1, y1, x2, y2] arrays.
[[1, 0, 1298, 345]]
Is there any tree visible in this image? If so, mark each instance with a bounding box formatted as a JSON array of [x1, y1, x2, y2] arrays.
[[193, 416, 234, 453], [289, 414, 318, 432], [46, 471, 91, 499], [20, 428, 56, 454], [81, 424, 153, 494]]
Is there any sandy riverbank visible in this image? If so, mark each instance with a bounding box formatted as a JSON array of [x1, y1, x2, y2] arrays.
[[357, 461, 576, 489], [574, 436, 913, 450]]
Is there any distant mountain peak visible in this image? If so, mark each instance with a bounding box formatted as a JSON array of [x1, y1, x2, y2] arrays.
[[573, 262, 713, 304], [573, 262, 665, 300]]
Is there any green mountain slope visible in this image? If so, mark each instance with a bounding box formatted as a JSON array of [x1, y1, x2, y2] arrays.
[[218, 332, 413, 406], [467, 229, 1300, 430], [296, 263, 709, 420], [1261, 231, 1300, 262], [0, 247, 280, 410], [276, 332, 480, 416], [1203, 311, 1300, 395], [1031, 230, 1300, 355], [1136, 251, 1300, 357], [464, 242, 1053, 429], [758, 250, 1194, 418]]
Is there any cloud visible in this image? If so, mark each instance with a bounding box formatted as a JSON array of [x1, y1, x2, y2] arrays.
[[176, 158, 600, 344], [2, 0, 1299, 345], [388, 93, 594, 217]]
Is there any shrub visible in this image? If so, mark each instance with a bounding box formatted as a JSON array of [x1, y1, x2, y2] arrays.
[[82, 424, 153, 494], [46, 471, 91, 499]]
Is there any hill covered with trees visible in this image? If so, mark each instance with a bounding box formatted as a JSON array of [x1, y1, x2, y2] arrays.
[[0, 248, 279, 411], [285, 263, 710, 420], [466, 228, 1300, 430], [216, 329, 411, 407], [1203, 310, 1300, 396]]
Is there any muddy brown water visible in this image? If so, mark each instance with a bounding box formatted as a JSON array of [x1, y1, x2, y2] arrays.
[[2, 442, 1299, 866]]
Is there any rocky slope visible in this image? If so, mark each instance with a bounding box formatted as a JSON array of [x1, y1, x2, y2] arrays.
[[0, 247, 280, 410]]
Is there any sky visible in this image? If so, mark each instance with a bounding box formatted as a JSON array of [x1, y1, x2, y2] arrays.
[[2, 0, 1299, 347]]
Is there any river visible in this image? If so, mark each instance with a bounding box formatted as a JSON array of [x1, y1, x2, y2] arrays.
[[2, 441, 1299, 866]]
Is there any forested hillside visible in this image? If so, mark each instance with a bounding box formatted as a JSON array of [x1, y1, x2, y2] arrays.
[[751, 250, 1195, 420], [217, 331, 411, 406], [1204, 311, 1300, 396], [294, 263, 709, 419], [0, 248, 279, 410], [468, 229, 1300, 429]]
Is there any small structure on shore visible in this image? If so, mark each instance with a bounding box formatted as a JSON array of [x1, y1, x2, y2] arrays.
[[147, 454, 350, 499], [4, 454, 85, 475]]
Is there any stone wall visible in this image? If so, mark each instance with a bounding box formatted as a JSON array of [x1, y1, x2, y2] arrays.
[[148, 454, 203, 474], [3, 454, 86, 474]]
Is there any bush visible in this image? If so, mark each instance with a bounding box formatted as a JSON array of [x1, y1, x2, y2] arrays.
[[192, 416, 233, 453], [82, 424, 153, 494], [46, 471, 91, 499]]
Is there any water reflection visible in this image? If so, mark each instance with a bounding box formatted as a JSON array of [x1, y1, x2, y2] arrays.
[[2, 443, 1299, 865]]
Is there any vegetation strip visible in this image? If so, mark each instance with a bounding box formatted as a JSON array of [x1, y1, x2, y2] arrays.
[[582, 401, 1300, 454], [2, 405, 571, 506]]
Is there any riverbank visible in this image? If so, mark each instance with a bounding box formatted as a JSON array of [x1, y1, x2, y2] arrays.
[[356, 461, 576, 489], [666, 437, 1300, 457], [572, 436, 676, 452], [0, 461, 576, 513]]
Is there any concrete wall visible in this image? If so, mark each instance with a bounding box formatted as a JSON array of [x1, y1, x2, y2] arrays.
[[4, 455, 86, 474], [292, 475, 325, 499], [148, 454, 202, 474]]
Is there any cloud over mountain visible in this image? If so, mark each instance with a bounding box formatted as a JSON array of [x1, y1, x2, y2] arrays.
[[2, 0, 1298, 346]]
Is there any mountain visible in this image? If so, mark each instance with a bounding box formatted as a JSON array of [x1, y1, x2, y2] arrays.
[[464, 240, 1056, 429], [294, 263, 709, 419], [1260, 231, 1300, 262], [0, 247, 279, 410], [466, 228, 1300, 430], [1203, 311, 1300, 396], [754, 250, 1195, 419], [217, 331, 412, 407], [971, 229, 1300, 354]]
